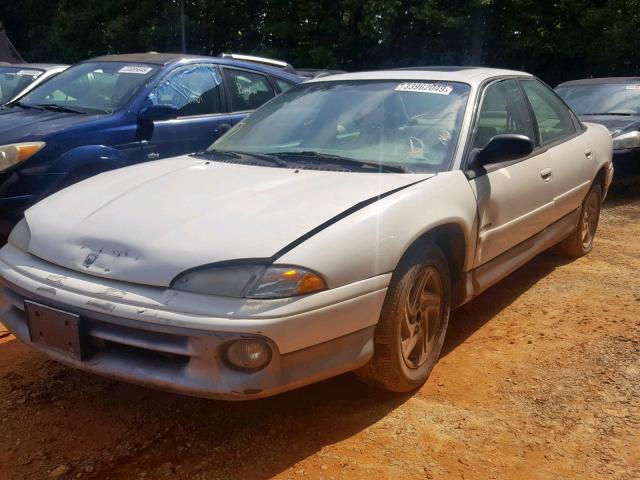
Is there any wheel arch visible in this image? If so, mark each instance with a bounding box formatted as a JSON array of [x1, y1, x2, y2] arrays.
[[398, 222, 468, 306], [592, 165, 608, 199], [49, 145, 129, 175], [47, 145, 129, 191]]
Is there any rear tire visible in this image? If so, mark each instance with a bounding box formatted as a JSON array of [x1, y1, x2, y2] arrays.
[[355, 242, 451, 392], [555, 183, 602, 258]]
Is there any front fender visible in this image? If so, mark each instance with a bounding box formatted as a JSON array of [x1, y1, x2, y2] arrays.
[[276, 171, 479, 289], [48, 145, 129, 174]]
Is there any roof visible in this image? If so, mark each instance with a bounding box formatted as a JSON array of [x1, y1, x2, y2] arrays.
[[82, 52, 302, 82], [86, 53, 208, 65], [5, 63, 68, 70], [557, 77, 640, 87], [309, 67, 532, 86], [394, 66, 485, 72]]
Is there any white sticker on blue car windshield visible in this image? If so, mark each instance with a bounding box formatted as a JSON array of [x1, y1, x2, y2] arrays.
[[625, 84, 640, 90], [15, 69, 42, 77], [395, 82, 453, 95], [118, 66, 153, 74]]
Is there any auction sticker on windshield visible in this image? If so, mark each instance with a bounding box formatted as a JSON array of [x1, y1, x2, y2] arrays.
[[118, 66, 153, 74], [395, 82, 453, 95], [625, 84, 640, 90]]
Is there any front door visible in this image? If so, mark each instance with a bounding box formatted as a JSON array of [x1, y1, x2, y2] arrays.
[[140, 64, 231, 161], [467, 78, 556, 267]]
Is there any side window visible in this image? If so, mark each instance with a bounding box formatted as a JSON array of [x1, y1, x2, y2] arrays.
[[521, 79, 576, 145], [473, 79, 537, 149], [148, 64, 222, 116], [223, 68, 275, 111], [275, 78, 294, 93]]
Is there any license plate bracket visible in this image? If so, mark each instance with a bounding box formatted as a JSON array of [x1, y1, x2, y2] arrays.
[[25, 301, 84, 360]]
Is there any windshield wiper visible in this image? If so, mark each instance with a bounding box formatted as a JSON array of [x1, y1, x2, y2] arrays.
[[34, 104, 87, 114], [10, 101, 43, 110], [581, 112, 632, 116], [199, 149, 288, 168], [271, 151, 408, 173]]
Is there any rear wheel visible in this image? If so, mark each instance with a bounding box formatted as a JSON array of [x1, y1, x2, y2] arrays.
[[555, 183, 602, 258], [355, 243, 451, 392]]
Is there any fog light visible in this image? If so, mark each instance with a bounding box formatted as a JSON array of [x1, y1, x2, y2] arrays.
[[225, 339, 271, 370]]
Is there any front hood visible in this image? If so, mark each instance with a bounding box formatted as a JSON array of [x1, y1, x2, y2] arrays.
[[25, 157, 431, 287], [0, 107, 99, 143], [578, 114, 640, 136]]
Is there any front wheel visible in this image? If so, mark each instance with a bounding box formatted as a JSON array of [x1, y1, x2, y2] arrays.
[[355, 243, 451, 392], [555, 183, 602, 258]]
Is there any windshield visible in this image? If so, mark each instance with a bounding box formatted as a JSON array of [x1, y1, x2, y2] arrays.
[[0, 67, 44, 104], [19, 61, 159, 114], [556, 82, 640, 115], [210, 80, 470, 173]]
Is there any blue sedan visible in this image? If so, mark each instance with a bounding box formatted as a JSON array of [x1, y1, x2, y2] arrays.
[[0, 52, 302, 240]]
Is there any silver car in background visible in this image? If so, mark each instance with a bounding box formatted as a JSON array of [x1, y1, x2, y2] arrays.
[[0, 63, 68, 105]]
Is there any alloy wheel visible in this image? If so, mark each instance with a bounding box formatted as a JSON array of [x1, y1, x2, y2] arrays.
[[400, 266, 444, 369], [581, 191, 600, 250]]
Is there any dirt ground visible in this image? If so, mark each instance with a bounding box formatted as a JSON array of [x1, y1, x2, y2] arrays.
[[1, 185, 638, 480]]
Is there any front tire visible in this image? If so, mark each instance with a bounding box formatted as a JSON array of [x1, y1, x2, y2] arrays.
[[355, 243, 451, 392], [555, 183, 602, 258]]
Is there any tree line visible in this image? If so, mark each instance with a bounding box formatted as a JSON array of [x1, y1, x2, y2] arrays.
[[2, 0, 639, 85]]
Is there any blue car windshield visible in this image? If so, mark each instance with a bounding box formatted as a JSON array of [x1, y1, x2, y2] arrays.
[[211, 80, 470, 173], [556, 82, 640, 115], [19, 62, 159, 114], [0, 67, 44, 104]]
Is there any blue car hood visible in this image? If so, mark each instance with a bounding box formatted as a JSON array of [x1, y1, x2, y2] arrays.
[[0, 107, 103, 143]]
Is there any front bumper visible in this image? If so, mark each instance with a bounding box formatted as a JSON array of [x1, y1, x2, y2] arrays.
[[0, 171, 67, 239], [0, 195, 35, 239], [0, 245, 388, 400], [612, 147, 640, 181]]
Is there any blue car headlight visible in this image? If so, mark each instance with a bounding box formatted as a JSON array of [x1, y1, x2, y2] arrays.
[[0, 142, 45, 172]]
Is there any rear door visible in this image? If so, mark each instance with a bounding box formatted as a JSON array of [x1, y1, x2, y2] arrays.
[[220, 67, 278, 127], [140, 63, 230, 160], [519, 79, 592, 220], [467, 78, 556, 266]]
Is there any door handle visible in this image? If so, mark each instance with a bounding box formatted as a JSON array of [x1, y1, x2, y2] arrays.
[[540, 168, 553, 181], [584, 148, 593, 159]]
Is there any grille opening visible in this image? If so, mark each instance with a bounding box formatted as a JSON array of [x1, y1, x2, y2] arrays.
[[88, 337, 190, 365]]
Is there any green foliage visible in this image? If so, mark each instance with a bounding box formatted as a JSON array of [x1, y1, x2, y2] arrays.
[[1, 0, 639, 84]]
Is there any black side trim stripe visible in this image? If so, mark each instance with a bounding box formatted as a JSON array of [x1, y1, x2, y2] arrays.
[[269, 177, 431, 262]]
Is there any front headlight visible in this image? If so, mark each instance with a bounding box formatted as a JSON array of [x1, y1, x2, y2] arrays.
[[7, 218, 31, 251], [171, 264, 326, 298], [0, 142, 45, 171], [612, 131, 640, 150]]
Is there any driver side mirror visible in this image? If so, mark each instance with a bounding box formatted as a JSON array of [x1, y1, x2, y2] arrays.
[[138, 104, 178, 122], [473, 134, 534, 168]]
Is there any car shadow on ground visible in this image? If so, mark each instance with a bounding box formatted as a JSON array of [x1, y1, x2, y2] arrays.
[[603, 181, 640, 208], [442, 251, 574, 358], [0, 332, 414, 479], [442, 181, 639, 359]]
